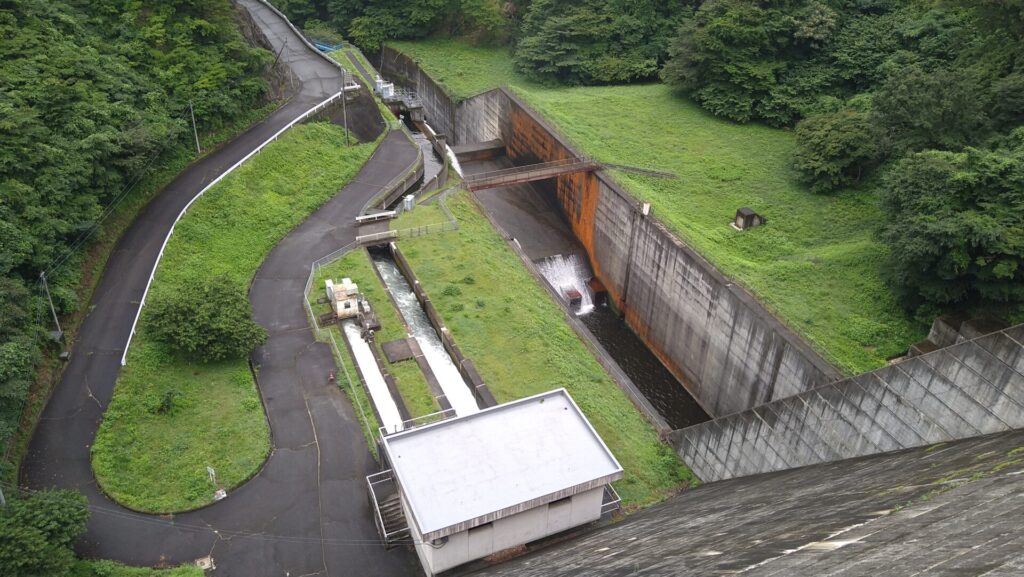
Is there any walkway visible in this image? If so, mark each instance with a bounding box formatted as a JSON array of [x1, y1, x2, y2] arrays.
[[463, 158, 600, 191], [21, 1, 420, 575]]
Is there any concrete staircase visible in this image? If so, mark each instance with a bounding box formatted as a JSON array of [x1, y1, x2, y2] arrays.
[[366, 469, 410, 547], [377, 492, 408, 537], [670, 324, 1024, 483]]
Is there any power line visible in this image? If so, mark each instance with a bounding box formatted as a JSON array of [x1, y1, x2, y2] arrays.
[[0, 481, 420, 547], [42, 106, 194, 278]]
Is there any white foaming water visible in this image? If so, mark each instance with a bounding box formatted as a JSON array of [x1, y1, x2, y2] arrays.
[[372, 256, 480, 416], [537, 253, 594, 315], [341, 320, 404, 433]]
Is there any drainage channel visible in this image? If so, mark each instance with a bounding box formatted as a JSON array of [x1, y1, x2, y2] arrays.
[[464, 156, 710, 430], [370, 250, 480, 416], [536, 254, 710, 430], [341, 320, 405, 432]]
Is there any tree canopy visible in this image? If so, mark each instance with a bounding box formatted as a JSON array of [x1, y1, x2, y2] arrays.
[[880, 133, 1024, 314], [146, 275, 267, 363], [0, 489, 89, 577]]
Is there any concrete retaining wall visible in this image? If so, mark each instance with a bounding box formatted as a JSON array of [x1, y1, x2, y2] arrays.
[[670, 324, 1024, 482], [499, 95, 839, 418], [390, 244, 497, 409], [381, 48, 510, 145], [380, 50, 839, 418]]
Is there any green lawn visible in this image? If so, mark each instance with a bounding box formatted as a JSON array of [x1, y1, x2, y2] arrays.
[[72, 560, 203, 577], [92, 123, 377, 513], [388, 39, 924, 374], [391, 197, 450, 231], [398, 191, 693, 508], [309, 249, 440, 421]]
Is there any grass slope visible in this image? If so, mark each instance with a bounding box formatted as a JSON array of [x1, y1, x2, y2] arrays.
[[92, 123, 376, 512], [388, 39, 924, 374], [72, 560, 203, 577], [398, 191, 693, 507]]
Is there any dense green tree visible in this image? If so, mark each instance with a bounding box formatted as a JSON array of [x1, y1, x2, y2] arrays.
[[793, 102, 885, 193], [661, 0, 838, 125], [0, 489, 89, 577], [514, 0, 687, 84], [873, 63, 990, 153], [880, 133, 1024, 313], [146, 276, 267, 362]]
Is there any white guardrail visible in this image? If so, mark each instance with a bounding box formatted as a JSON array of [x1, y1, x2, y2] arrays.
[[121, 90, 348, 366]]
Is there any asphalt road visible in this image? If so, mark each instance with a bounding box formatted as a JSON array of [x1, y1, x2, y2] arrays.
[[22, 1, 420, 575]]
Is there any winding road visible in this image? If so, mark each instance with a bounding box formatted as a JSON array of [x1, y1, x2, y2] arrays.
[[22, 1, 419, 575]]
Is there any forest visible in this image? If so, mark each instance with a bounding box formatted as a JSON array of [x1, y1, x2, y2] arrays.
[[280, 0, 1024, 321], [0, 0, 270, 478]]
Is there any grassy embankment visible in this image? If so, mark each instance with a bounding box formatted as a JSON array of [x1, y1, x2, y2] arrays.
[[7, 101, 281, 481], [72, 560, 203, 577], [389, 39, 924, 375], [91, 123, 376, 513], [307, 250, 441, 423], [398, 191, 693, 508]]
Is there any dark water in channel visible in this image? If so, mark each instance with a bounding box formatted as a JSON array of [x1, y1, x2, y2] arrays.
[[579, 306, 710, 430]]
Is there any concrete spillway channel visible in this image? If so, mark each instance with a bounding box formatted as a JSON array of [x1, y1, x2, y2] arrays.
[[370, 252, 482, 416], [341, 320, 406, 432], [462, 155, 709, 430]]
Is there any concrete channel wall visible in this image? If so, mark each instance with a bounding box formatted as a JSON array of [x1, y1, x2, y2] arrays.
[[381, 49, 840, 418], [390, 244, 498, 409], [670, 324, 1024, 482]]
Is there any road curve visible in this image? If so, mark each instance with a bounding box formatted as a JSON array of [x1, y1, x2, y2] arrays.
[[22, 1, 419, 575]]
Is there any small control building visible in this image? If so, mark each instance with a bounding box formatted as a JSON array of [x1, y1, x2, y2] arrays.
[[377, 389, 623, 575], [733, 207, 766, 230], [325, 278, 359, 319]]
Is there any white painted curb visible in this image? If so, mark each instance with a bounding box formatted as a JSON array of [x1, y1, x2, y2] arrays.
[[121, 90, 346, 366]]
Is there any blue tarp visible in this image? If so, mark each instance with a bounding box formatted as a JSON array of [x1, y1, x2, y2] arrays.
[[313, 41, 345, 52]]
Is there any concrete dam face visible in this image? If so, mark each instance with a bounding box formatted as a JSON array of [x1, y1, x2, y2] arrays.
[[381, 47, 840, 421]]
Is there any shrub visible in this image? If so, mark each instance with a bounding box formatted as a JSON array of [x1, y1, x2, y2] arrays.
[[880, 134, 1024, 313], [0, 489, 88, 577], [145, 275, 267, 363], [793, 106, 885, 193]]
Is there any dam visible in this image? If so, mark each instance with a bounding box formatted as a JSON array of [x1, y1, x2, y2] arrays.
[[379, 47, 840, 428]]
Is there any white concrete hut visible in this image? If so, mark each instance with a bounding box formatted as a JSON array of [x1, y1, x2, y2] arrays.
[[374, 388, 623, 575]]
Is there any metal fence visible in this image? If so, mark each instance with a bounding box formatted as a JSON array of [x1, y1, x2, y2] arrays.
[[303, 242, 382, 450]]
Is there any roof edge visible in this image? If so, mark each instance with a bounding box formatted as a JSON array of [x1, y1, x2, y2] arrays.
[[420, 471, 624, 541]]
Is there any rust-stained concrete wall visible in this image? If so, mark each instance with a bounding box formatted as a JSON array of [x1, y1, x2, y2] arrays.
[[382, 52, 841, 418], [501, 93, 840, 417]]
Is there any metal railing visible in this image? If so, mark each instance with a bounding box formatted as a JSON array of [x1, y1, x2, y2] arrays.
[[303, 242, 384, 453], [368, 126, 424, 210], [366, 469, 410, 547], [463, 157, 600, 191], [601, 484, 622, 516], [378, 408, 457, 437], [355, 210, 397, 224]]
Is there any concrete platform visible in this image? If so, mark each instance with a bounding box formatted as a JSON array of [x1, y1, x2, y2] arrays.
[[382, 338, 416, 363]]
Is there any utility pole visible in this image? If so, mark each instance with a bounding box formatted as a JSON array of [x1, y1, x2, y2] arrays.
[[40, 272, 62, 337], [342, 71, 351, 145], [189, 99, 201, 156]]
